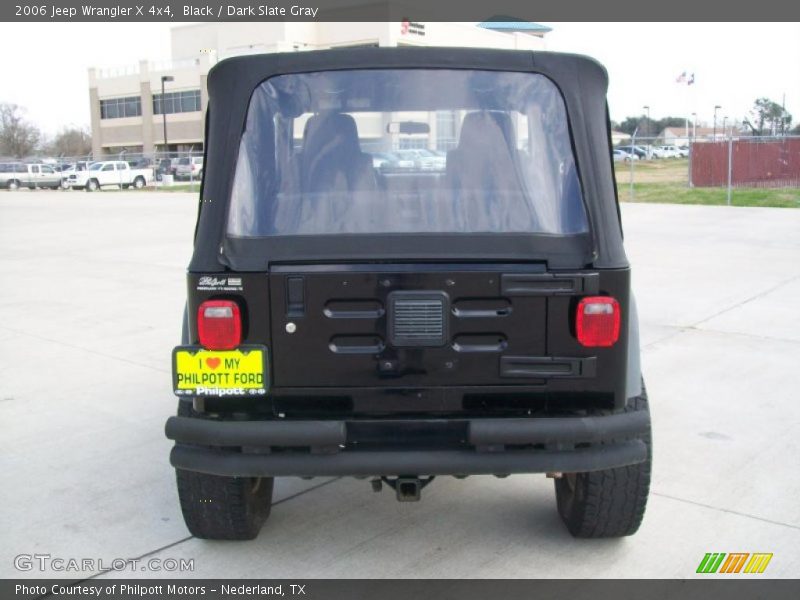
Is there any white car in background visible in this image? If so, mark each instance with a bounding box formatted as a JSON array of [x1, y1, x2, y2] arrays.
[[613, 149, 638, 162], [68, 160, 153, 191], [653, 146, 682, 159], [0, 163, 62, 190], [58, 162, 90, 188]]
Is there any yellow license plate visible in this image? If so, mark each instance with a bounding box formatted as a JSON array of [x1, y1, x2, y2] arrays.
[[172, 345, 268, 397]]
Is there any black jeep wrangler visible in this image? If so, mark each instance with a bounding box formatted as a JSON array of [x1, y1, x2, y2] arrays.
[[165, 47, 651, 540]]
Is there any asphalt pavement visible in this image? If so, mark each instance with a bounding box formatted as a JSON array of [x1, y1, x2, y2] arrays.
[[1, 191, 798, 578]]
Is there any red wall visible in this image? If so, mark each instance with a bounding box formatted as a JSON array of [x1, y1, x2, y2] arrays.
[[691, 139, 800, 187]]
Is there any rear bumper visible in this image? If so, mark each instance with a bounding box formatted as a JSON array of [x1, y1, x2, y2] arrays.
[[165, 411, 649, 477]]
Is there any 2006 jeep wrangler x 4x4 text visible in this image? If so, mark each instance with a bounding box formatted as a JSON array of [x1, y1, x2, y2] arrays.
[[165, 47, 652, 540]]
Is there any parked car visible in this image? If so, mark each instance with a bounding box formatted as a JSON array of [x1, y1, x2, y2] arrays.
[[165, 48, 651, 541], [0, 162, 27, 190], [58, 161, 90, 189], [0, 162, 62, 190], [675, 146, 690, 157], [127, 157, 153, 169], [378, 151, 416, 172], [613, 149, 638, 162], [651, 146, 681, 159], [175, 156, 204, 180], [370, 152, 395, 169], [67, 160, 153, 191], [660, 145, 683, 158], [615, 145, 650, 160], [155, 159, 175, 181], [397, 148, 447, 171]]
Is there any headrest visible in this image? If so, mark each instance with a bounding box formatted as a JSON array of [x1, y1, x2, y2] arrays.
[[302, 112, 361, 158], [457, 111, 517, 151]]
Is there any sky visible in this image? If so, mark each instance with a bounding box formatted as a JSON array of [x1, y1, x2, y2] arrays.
[[0, 22, 798, 135]]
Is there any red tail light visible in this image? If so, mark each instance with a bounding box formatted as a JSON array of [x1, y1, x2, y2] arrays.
[[197, 300, 241, 350], [576, 296, 620, 347]]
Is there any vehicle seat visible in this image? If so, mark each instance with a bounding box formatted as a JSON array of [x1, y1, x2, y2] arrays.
[[443, 111, 533, 231], [293, 113, 378, 232], [301, 113, 376, 193]]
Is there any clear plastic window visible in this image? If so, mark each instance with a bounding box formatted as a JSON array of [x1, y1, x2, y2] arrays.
[[227, 69, 588, 237]]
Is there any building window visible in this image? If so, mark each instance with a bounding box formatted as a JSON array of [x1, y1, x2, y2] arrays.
[[100, 96, 142, 119], [153, 90, 201, 115], [436, 111, 457, 150]]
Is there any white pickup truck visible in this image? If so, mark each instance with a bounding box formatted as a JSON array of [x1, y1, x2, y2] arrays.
[[68, 161, 153, 191]]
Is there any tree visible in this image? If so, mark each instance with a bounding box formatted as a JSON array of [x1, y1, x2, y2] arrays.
[[0, 103, 41, 158], [616, 115, 687, 138], [617, 116, 643, 136], [791, 123, 800, 135], [44, 127, 92, 157], [745, 98, 792, 135]]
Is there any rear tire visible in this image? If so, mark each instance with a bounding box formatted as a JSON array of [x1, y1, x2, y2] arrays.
[[174, 400, 274, 540], [7, 179, 20, 191], [554, 381, 652, 538], [133, 176, 145, 189]]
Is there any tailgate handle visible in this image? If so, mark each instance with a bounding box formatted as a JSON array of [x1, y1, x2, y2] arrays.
[[500, 356, 597, 378], [500, 273, 599, 296]]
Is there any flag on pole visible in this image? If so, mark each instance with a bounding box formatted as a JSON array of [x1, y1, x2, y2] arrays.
[[687, 73, 695, 85]]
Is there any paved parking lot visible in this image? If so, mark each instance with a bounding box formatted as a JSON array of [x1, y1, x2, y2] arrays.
[[1, 191, 799, 579]]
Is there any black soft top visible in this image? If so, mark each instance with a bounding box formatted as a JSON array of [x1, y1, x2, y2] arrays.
[[190, 47, 626, 272]]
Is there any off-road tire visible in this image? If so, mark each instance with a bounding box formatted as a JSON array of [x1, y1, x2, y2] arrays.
[[554, 381, 652, 538], [174, 399, 274, 540]]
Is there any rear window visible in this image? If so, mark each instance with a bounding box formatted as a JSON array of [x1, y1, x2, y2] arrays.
[[227, 69, 588, 237]]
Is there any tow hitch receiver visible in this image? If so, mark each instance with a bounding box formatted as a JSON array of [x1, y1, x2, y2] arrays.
[[372, 476, 435, 502]]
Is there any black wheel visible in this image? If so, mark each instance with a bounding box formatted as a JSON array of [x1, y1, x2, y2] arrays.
[[554, 381, 652, 538], [174, 400, 274, 540], [7, 179, 20, 191], [133, 176, 145, 189], [86, 179, 99, 192]]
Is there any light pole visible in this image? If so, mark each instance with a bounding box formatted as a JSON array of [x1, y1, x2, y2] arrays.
[[688, 112, 697, 188], [160, 75, 174, 158], [722, 116, 728, 138], [713, 105, 721, 141], [643, 105, 650, 137]]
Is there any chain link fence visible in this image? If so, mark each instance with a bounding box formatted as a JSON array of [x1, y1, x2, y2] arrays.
[[614, 134, 800, 206], [0, 150, 205, 192], [4, 136, 799, 208]]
